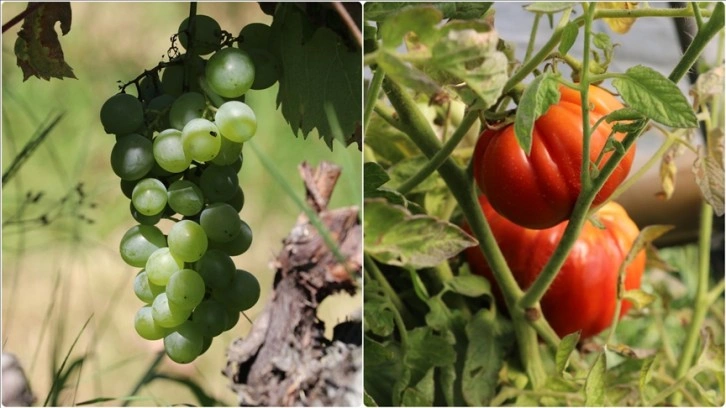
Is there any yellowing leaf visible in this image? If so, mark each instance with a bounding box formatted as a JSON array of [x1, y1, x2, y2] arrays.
[[15, 2, 76, 81], [597, 2, 639, 34]]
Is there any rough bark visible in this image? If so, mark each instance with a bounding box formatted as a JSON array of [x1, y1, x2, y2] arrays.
[[224, 161, 361, 406]]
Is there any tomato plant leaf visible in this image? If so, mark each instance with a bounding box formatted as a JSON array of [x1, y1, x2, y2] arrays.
[[408, 268, 431, 302], [555, 332, 580, 374], [559, 22, 579, 55], [693, 128, 725, 215], [430, 28, 508, 109], [596, 2, 639, 34], [425, 295, 450, 331], [364, 199, 478, 268], [695, 328, 725, 373], [513, 72, 560, 154], [605, 107, 645, 122], [379, 6, 442, 49], [270, 5, 360, 150], [445, 274, 491, 298], [364, 280, 396, 337], [364, 337, 404, 407], [612, 65, 698, 128], [584, 352, 607, 406], [364, 162, 391, 194], [623, 289, 656, 310], [365, 114, 420, 167], [387, 155, 444, 194], [14, 2, 76, 81], [436, 3, 493, 19], [524, 3, 576, 13], [401, 368, 435, 406], [462, 309, 505, 406], [377, 50, 443, 96]]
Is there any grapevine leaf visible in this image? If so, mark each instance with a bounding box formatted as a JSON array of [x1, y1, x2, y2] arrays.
[[379, 6, 442, 49], [377, 51, 443, 96], [596, 2, 639, 34], [612, 65, 698, 128], [364, 336, 404, 407], [364, 199, 478, 268], [555, 332, 581, 374], [514, 72, 560, 154], [584, 352, 606, 406], [430, 28, 507, 109], [363, 391, 378, 407], [559, 22, 579, 55], [693, 129, 725, 215], [462, 310, 505, 406], [270, 5, 360, 150], [445, 274, 491, 298], [525, 3, 576, 13], [15, 2, 76, 81]]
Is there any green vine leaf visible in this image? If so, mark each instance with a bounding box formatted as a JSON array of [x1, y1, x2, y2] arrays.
[[612, 65, 699, 128], [14, 2, 76, 81], [364, 199, 477, 268], [270, 5, 361, 150], [513, 72, 560, 154]]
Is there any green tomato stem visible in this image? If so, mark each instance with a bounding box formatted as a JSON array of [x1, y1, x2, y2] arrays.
[[397, 111, 478, 195], [364, 68, 386, 132], [579, 3, 596, 192], [381, 77, 546, 387], [524, 13, 542, 62]]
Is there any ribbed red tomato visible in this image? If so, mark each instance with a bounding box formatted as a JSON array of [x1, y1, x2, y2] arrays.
[[473, 85, 635, 229], [464, 194, 645, 339]]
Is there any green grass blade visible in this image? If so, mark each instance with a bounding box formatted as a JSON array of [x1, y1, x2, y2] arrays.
[[43, 314, 93, 407], [76, 395, 155, 406], [152, 373, 223, 406], [122, 350, 165, 407], [2, 112, 64, 186]]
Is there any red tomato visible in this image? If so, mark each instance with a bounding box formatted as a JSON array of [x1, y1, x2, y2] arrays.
[[473, 85, 635, 229], [464, 195, 645, 339]]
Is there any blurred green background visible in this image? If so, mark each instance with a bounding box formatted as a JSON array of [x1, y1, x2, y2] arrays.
[[2, 2, 361, 406]]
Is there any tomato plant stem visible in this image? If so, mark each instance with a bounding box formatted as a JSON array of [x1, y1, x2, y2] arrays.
[[669, 3, 724, 83], [364, 68, 385, 132], [672, 201, 714, 403], [578, 3, 596, 192], [380, 77, 547, 387], [524, 13, 542, 62], [397, 111, 478, 195]]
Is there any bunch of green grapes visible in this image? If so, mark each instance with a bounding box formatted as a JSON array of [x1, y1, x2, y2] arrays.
[[99, 15, 278, 364]]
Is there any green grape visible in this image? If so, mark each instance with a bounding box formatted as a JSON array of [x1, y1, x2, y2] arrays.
[[206, 48, 255, 98], [226, 186, 245, 212], [138, 74, 162, 103], [178, 15, 222, 56], [214, 101, 257, 143], [230, 155, 243, 173], [132, 178, 168, 216], [200, 336, 213, 354], [199, 164, 238, 202], [192, 299, 228, 337], [110, 134, 154, 180], [182, 118, 222, 163], [169, 92, 206, 131], [164, 321, 203, 364], [168, 220, 208, 262], [119, 224, 167, 267], [153, 129, 192, 173], [200, 203, 241, 243], [167, 180, 204, 216], [152, 292, 192, 328], [236, 23, 271, 49], [224, 306, 240, 331], [147, 94, 175, 131], [135, 306, 168, 340], [195, 249, 234, 290], [146, 247, 184, 286], [133, 270, 165, 304], [208, 220, 252, 256], [100, 93, 144, 135], [214, 269, 261, 312], [162, 55, 205, 97], [166, 269, 205, 309], [211, 136, 243, 166], [130, 202, 163, 225], [149, 160, 174, 178], [120, 179, 137, 199]]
